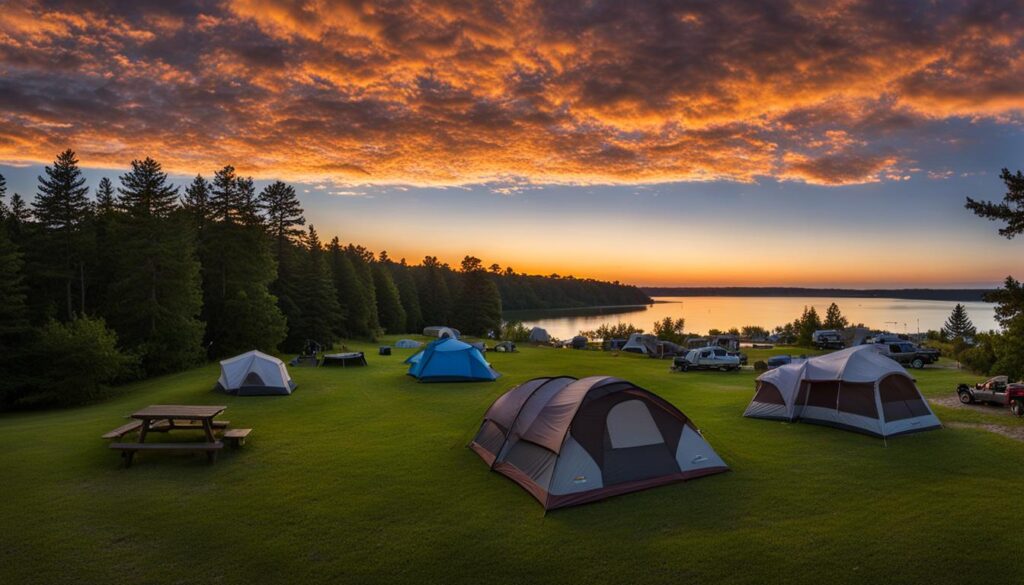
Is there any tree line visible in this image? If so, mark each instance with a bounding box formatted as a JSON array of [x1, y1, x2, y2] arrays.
[[0, 150, 648, 407]]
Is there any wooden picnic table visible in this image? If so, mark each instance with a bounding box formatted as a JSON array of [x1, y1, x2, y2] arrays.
[[131, 404, 227, 443]]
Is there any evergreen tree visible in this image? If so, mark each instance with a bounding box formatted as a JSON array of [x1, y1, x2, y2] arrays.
[[344, 244, 380, 337], [7, 193, 30, 235], [95, 177, 116, 215], [453, 256, 502, 337], [372, 262, 406, 333], [966, 169, 1024, 237], [92, 177, 119, 313], [327, 238, 372, 338], [0, 227, 33, 405], [236, 176, 262, 227], [392, 265, 423, 332], [417, 256, 452, 325], [209, 165, 241, 223], [200, 168, 286, 357], [106, 158, 205, 374], [943, 303, 977, 339], [32, 149, 93, 320], [795, 306, 822, 347], [823, 302, 848, 329], [259, 180, 305, 263], [182, 175, 212, 236], [0, 172, 7, 219], [285, 226, 344, 349]]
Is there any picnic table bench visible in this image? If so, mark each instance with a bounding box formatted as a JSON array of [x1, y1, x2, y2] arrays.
[[107, 405, 230, 467]]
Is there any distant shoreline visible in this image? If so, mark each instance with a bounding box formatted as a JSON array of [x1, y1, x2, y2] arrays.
[[641, 287, 993, 302]]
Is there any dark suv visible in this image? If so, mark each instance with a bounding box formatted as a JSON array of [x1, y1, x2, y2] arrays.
[[877, 342, 940, 369]]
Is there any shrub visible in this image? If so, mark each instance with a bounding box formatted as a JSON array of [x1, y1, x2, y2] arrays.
[[753, 360, 768, 372], [25, 317, 134, 407], [501, 321, 532, 342]]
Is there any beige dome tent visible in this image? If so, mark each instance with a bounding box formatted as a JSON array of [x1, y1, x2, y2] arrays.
[[744, 345, 940, 438], [470, 376, 728, 510]]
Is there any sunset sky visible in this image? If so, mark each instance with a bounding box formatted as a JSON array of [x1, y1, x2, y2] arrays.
[[1, 0, 1023, 287]]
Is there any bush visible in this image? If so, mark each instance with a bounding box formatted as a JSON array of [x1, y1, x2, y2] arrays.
[[753, 360, 768, 372], [501, 321, 532, 342], [24, 317, 134, 407], [579, 322, 642, 341]]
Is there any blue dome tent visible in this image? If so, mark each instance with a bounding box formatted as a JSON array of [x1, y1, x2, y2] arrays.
[[405, 339, 500, 382]]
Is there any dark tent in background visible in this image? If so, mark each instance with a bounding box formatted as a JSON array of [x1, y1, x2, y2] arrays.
[[528, 327, 551, 343], [470, 376, 728, 510]]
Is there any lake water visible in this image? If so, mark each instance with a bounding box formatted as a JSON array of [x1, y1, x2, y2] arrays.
[[508, 296, 997, 339]]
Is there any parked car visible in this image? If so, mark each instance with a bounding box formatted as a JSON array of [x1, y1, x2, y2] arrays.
[[957, 376, 1024, 416], [876, 341, 940, 369], [767, 355, 792, 368], [672, 347, 741, 372]]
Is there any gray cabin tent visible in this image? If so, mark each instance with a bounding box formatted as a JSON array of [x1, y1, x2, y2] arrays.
[[216, 350, 296, 396], [424, 326, 460, 339], [744, 345, 941, 438], [470, 376, 728, 510], [395, 339, 423, 349], [528, 327, 551, 343]]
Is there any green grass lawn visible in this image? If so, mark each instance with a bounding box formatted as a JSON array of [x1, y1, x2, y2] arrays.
[[1, 340, 1021, 585]]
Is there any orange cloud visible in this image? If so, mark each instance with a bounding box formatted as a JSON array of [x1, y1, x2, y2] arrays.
[[0, 0, 1021, 186]]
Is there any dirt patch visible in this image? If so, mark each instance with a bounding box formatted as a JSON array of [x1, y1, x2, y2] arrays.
[[929, 395, 1019, 418], [945, 421, 1024, 442]]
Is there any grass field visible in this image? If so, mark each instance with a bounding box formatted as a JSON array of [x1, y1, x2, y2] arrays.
[[2, 339, 1022, 585]]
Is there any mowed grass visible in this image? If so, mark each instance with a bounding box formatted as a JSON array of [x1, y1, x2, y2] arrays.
[[1, 339, 1022, 585]]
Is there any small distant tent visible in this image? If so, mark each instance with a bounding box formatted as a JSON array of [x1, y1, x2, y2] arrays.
[[424, 326, 460, 339], [395, 339, 422, 349], [495, 341, 517, 353], [528, 327, 551, 343], [216, 350, 296, 396], [406, 339, 500, 382], [571, 335, 588, 349], [622, 333, 659, 356], [744, 345, 941, 438], [470, 376, 728, 510]]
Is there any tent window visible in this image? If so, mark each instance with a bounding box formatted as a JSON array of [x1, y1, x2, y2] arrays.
[[805, 381, 840, 409], [243, 372, 265, 386], [837, 383, 878, 418], [606, 400, 664, 449], [879, 375, 930, 421], [753, 382, 785, 405]]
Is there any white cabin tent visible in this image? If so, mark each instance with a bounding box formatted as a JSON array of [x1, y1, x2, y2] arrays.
[[528, 327, 551, 343], [744, 345, 940, 438], [424, 326, 460, 339], [216, 350, 296, 396]]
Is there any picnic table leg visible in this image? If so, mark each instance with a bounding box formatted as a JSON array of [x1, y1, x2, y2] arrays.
[[202, 418, 216, 442], [138, 418, 151, 443]]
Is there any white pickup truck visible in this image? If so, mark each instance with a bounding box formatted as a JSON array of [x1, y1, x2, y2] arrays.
[[672, 346, 741, 372]]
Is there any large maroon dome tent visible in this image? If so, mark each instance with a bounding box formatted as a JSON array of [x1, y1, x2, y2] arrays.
[[470, 376, 728, 510]]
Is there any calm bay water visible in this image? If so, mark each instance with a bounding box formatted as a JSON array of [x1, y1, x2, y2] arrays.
[[509, 296, 997, 339]]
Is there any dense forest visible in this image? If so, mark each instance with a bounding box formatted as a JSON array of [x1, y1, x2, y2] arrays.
[[0, 150, 647, 407]]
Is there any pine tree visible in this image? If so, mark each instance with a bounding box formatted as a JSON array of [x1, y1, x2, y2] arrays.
[[8, 194, 30, 232], [259, 180, 305, 263], [328, 238, 374, 338], [943, 303, 977, 339], [182, 175, 212, 236], [286, 226, 343, 349], [0, 226, 33, 405], [95, 177, 116, 215], [236, 176, 262, 227], [417, 256, 452, 325], [0, 172, 7, 219], [823, 302, 848, 329], [209, 165, 241, 223], [106, 158, 205, 374], [372, 262, 406, 333], [796, 306, 822, 347], [32, 149, 93, 320], [392, 265, 423, 332], [199, 167, 286, 356], [453, 256, 502, 337]]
